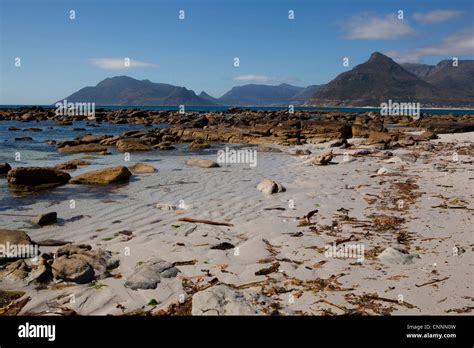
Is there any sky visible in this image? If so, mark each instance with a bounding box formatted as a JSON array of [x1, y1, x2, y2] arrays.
[[0, 0, 473, 104]]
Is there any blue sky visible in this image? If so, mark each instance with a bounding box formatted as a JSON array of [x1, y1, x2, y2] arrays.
[[1, 0, 473, 104]]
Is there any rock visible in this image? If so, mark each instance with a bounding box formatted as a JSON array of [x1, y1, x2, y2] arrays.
[[309, 151, 333, 165], [128, 163, 156, 174], [433, 163, 448, 172], [156, 203, 177, 211], [364, 131, 393, 145], [377, 247, 419, 265], [210, 242, 235, 250], [413, 131, 438, 141], [31, 212, 57, 226], [353, 150, 372, 156], [191, 285, 269, 315], [116, 139, 150, 152], [0, 163, 12, 175], [52, 244, 119, 283], [329, 138, 349, 148], [54, 159, 91, 170], [70, 166, 131, 185], [153, 142, 175, 150], [189, 139, 210, 149], [398, 153, 417, 163], [0, 230, 34, 257], [124, 258, 179, 290], [384, 156, 404, 164], [377, 167, 390, 175], [52, 255, 95, 284], [396, 136, 415, 147], [257, 145, 282, 153], [58, 143, 107, 153], [0, 260, 30, 281], [425, 121, 474, 134], [7, 167, 70, 187], [256, 178, 286, 195], [14, 136, 33, 141], [185, 158, 220, 168], [289, 149, 311, 156]]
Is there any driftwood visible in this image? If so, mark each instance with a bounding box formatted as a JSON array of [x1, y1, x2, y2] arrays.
[[178, 217, 233, 227], [415, 276, 450, 288]]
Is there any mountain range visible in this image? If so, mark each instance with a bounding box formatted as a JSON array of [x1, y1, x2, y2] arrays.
[[305, 52, 473, 107], [62, 52, 474, 107]]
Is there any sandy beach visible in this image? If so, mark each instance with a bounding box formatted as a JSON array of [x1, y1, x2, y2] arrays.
[[1, 124, 472, 316]]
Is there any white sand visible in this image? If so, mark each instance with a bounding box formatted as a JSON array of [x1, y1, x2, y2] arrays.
[[1, 133, 473, 315]]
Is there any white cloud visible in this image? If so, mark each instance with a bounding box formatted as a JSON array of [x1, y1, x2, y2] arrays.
[[386, 28, 474, 63], [344, 13, 414, 40], [413, 10, 463, 24], [231, 74, 297, 83], [88, 58, 157, 70]]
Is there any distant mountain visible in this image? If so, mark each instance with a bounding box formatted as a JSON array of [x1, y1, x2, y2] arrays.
[[62, 76, 216, 106], [290, 85, 321, 105], [218, 83, 306, 106], [422, 60, 474, 97], [305, 52, 473, 107], [401, 63, 435, 79], [198, 91, 221, 105]]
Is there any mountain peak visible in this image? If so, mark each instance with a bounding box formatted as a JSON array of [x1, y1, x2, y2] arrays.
[[368, 51, 393, 63]]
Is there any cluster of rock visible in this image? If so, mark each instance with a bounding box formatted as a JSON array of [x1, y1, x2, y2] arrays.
[[0, 229, 119, 286], [3, 107, 473, 149]]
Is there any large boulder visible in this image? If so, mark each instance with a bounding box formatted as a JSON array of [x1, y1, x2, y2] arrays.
[[52, 244, 119, 283], [7, 167, 70, 187], [58, 143, 107, 153], [69, 166, 131, 185], [185, 158, 220, 168], [124, 258, 179, 290], [51, 256, 95, 284]]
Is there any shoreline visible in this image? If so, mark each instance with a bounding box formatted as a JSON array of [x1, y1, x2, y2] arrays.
[[0, 109, 473, 316]]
